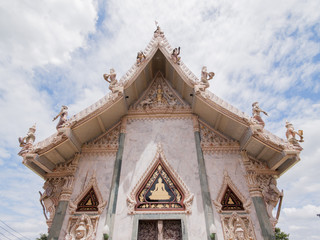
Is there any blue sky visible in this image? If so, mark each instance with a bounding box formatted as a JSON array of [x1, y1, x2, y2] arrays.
[[0, 0, 320, 239]]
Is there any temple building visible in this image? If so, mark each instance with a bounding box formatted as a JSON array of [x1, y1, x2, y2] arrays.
[[18, 25, 304, 240]]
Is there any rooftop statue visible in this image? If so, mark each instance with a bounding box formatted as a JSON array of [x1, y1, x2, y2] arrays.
[[285, 121, 304, 146], [136, 51, 146, 66], [53, 105, 69, 130], [154, 21, 164, 38], [171, 47, 181, 65], [194, 66, 215, 93], [18, 124, 36, 155], [251, 102, 268, 127], [103, 68, 123, 96]]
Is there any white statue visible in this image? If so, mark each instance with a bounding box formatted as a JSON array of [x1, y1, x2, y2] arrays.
[[285, 121, 304, 145], [39, 179, 63, 227], [194, 66, 215, 93], [53, 105, 68, 130], [18, 124, 36, 155], [154, 21, 164, 38], [136, 51, 146, 66], [262, 177, 283, 226], [103, 69, 123, 95], [171, 47, 181, 65], [252, 102, 268, 127]]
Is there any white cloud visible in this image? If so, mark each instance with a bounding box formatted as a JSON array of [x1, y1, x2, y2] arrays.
[[0, 0, 319, 239], [0, 0, 97, 69]]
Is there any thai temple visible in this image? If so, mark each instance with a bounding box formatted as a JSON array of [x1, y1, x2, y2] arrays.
[[18, 25, 304, 240]]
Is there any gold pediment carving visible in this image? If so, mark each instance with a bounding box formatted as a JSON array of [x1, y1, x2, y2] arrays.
[[127, 144, 194, 214], [129, 72, 191, 114]]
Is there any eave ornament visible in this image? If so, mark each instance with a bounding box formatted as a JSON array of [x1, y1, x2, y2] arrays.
[[18, 124, 36, 156], [194, 66, 215, 93], [103, 68, 124, 97], [285, 120, 304, 148], [250, 102, 268, 128], [53, 105, 69, 130], [127, 144, 194, 214]]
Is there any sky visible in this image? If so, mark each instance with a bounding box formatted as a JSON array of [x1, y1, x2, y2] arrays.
[[0, 0, 319, 239]]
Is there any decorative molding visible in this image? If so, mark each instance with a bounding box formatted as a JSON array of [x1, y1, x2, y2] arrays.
[[241, 151, 282, 228], [199, 120, 239, 153], [214, 171, 251, 214], [127, 143, 193, 215], [69, 173, 107, 214], [192, 115, 199, 132], [120, 117, 127, 133], [64, 214, 99, 240], [83, 123, 121, 152], [126, 114, 193, 123], [221, 212, 256, 240], [39, 155, 79, 229]]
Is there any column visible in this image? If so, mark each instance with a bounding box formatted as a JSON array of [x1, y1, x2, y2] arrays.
[[193, 115, 216, 240], [104, 118, 127, 239]]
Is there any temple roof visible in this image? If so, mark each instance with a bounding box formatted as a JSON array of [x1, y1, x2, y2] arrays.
[[20, 26, 302, 178]]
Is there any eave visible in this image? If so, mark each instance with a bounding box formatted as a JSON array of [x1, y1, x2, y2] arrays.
[[21, 32, 302, 179]]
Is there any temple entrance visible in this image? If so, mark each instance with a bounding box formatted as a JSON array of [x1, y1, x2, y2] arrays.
[[137, 220, 182, 240]]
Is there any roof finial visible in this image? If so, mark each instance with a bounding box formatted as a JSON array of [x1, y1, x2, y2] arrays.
[[154, 21, 164, 38]]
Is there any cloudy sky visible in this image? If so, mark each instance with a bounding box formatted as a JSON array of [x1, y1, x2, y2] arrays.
[[0, 0, 319, 239]]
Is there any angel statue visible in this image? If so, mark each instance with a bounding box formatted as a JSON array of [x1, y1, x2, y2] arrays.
[[194, 66, 215, 93], [285, 121, 304, 145], [154, 21, 164, 38], [171, 47, 181, 65], [18, 124, 36, 155], [103, 68, 123, 95], [136, 51, 146, 66], [53, 105, 68, 130], [251, 102, 268, 127]]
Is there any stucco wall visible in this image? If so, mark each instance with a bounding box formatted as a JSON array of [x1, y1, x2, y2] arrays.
[[59, 152, 116, 240], [204, 151, 263, 240], [112, 117, 207, 239]]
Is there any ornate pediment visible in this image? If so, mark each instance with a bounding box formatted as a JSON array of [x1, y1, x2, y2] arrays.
[[83, 123, 120, 152], [129, 73, 191, 114], [127, 144, 193, 214], [69, 173, 107, 214], [199, 121, 239, 152], [214, 171, 251, 213]]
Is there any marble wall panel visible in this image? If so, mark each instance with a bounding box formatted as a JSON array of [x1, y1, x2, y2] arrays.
[[59, 152, 116, 240], [113, 117, 207, 240], [204, 152, 263, 240]]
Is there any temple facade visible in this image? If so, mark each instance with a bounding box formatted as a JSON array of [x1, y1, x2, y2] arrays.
[[19, 26, 304, 240]]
